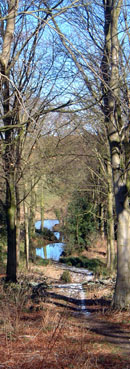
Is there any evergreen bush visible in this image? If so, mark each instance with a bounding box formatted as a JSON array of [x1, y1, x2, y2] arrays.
[[64, 192, 97, 255]]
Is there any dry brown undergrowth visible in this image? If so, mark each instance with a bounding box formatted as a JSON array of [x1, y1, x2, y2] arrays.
[[0, 262, 130, 369]]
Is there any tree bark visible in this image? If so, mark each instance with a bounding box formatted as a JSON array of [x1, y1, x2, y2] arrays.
[[29, 179, 36, 236], [1, 1, 18, 282], [6, 175, 17, 282], [99, 203, 105, 239], [114, 208, 130, 307], [101, 0, 130, 307], [107, 159, 115, 272], [15, 183, 21, 266], [29, 178, 36, 259], [24, 199, 29, 270], [40, 185, 44, 232]]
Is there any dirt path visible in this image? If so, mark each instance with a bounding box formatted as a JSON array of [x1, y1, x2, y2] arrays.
[[30, 262, 130, 359], [1, 261, 130, 369]]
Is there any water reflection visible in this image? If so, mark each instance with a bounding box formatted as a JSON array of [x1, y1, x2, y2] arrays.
[[36, 243, 64, 261], [35, 219, 64, 261], [35, 219, 59, 231]]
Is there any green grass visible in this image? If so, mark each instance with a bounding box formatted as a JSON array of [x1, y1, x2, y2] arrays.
[[35, 256, 50, 266], [60, 255, 107, 276]]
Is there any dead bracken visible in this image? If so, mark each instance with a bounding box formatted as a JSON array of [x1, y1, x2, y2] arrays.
[[0, 260, 130, 369]]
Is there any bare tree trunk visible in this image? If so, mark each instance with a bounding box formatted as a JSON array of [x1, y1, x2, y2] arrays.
[[1, 1, 18, 282], [114, 208, 130, 307], [6, 176, 17, 282], [29, 178, 36, 241], [101, 0, 130, 307], [40, 185, 44, 232], [107, 160, 115, 272], [29, 178, 37, 263], [99, 203, 105, 239], [76, 216, 79, 247], [24, 199, 29, 270], [15, 184, 21, 266], [44, 246, 47, 260]]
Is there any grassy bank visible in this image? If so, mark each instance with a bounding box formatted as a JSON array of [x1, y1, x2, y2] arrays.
[[60, 255, 107, 276]]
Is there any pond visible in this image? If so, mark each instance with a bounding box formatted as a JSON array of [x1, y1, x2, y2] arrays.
[[35, 220, 93, 316], [35, 219, 64, 261]]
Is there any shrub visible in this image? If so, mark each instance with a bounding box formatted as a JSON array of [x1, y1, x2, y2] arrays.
[[35, 227, 57, 241], [60, 255, 107, 276], [64, 192, 98, 254], [60, 270, 72, 283]]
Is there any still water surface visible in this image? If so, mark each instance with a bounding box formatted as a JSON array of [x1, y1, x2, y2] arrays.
[[35, 219, 64, 261], [35, 219, 59, 231], [35, 220, 92, 315]]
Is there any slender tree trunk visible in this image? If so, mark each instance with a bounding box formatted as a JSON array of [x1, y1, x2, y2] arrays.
[[6, 176, 17, 282], [24, 199, 29, 270], [29, 178, 37, 263], [3, 71, 17, 281], [15, 184, 21, 266], [4, 76, 17, 281], [76, 216, 79, 247], [99, 203, 105, 239], [40, 185, 44, 232], [107, 160, 115, 272], [44, 245, 47, 259], [29, 178, 36, 241]]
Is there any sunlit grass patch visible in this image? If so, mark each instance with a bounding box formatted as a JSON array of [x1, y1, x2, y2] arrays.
[[60, 255, 107, 275]]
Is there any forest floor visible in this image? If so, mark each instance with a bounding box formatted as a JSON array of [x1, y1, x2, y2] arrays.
[[0, 240, 130, 369]]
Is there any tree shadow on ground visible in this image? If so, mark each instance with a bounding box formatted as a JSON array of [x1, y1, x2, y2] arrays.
[[47, 290, 111, 313], [47, 290, 130, 354], [88, 317, 130, 350]]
